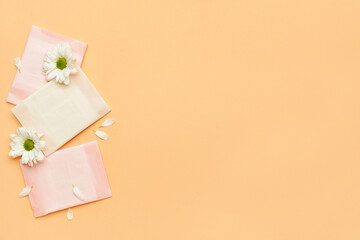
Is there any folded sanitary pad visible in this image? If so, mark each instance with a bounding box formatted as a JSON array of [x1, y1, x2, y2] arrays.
[[7, 25, 87, 104], [12, 69, 110, 156]]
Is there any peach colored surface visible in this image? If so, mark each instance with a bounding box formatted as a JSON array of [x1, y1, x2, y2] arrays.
[[1, 0, 360, 239]]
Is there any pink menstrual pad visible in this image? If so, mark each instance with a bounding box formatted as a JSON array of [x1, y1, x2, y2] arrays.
[[7, 25, 87, 104], [20, 141, 112, 217]]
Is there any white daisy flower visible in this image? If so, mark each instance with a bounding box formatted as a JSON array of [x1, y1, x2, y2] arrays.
[[43, 42, 78, 85], [9, 127, 46, 167]]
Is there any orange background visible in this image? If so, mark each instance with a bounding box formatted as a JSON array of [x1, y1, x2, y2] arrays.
[[1, 0, 360, 239]]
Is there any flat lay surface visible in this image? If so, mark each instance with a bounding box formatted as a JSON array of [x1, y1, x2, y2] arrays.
[[1, 0, 360, 239]]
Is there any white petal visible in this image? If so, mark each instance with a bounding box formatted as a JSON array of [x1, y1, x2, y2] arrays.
[[63, 67, 70, 77], [28, 160, 33, 167], [19, 186, 32, 197], [9, 149, 24, 158], [45, 68, 54, 75], [65, 53, 73, 63], [38, 140, 46, 149], [28, 149, 35, 161], [67, 208, 73, 220], [54, 45, 61, 57], [63, 76, 70, 85], [94, 130, 108, 140], [9, 134, 17, 140], [21, 151, 29, 164], [30, 133, 40, 143], [17, 127, 29, 139], [28, 128, 36, 137], [69, 65, 78, 74], [14, 57, 21, 72], [64, 43, 72, 58], [100, 118, 115, 128], [56, 70, 65, 83], [36, 150, 44, 162], [8, 150, 17, 158], [58, 44, 66, 56], [43, 62, 56, 71], [9, 140, 23, 150], [46, 68, 60, 80], [10, 140, 24, 150], [12, 135, 25, 145], [72, 185, 85, 201], [67, 57, 76, 65], [46, 51, 58, 61], [10, 143, 25, 151]]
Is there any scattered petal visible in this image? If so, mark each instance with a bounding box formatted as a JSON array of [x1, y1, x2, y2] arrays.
[[72, 184, 85, 201], [19, 186, 32, 198], [94, 130, 108, 140], [14, 57, 21, 72], [67, 208, 73, 220], [100, 118, 115, 128]]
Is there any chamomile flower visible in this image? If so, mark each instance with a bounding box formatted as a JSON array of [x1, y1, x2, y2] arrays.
[[43, 42, 78, 85], [9, 127, 46, 167]]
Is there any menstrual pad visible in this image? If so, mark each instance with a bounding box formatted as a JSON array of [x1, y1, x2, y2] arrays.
[[12, 69, 110, 156], [20, 141, 112, 217]]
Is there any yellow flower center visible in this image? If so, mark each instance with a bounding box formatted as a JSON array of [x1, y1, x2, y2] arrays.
[[56, 57, 67, 70], [24, 139, 35, 151]]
